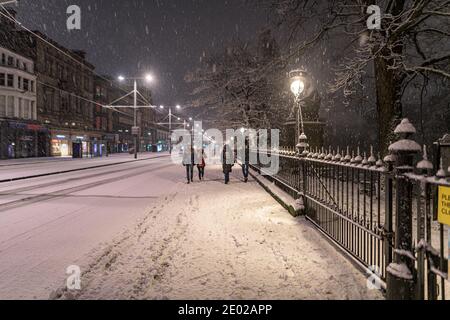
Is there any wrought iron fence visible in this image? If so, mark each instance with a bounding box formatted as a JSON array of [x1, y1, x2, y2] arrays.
[[249, 119, 450, 300]]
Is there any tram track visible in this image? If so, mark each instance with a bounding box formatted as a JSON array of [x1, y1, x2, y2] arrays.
[[0, 157, 165, 196], [0, 162, 173, 212]]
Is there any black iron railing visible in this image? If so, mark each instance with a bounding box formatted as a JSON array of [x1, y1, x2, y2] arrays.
[[250, 119, 450, 299]]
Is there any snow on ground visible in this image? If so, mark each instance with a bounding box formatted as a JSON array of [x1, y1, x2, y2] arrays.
[[0, 152, 168, 181], [56, 165, 383, 300], [0, 156, 174, 299]]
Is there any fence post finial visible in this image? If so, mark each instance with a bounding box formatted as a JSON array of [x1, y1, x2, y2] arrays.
[[354, 146, 362, 164], [376, 152, 384, 168], [416, 145, 433, 176], [344, 146, 351, 162], [368, 146, 376, 165], [326, 147, 333, 161], [362, 152, 369, 166]]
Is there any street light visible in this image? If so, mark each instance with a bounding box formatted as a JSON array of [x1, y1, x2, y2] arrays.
[[289, 69, 309, 155], [290, 78, 305, 97], [116, 74, 155, 159], [176, 105, 181, 110], [145, 74, 154, 82]]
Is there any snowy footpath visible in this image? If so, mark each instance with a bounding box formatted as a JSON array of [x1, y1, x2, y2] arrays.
[[55, 165, 383, 300]]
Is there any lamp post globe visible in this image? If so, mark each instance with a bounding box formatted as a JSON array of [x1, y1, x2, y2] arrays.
[[290, 78, 305, 97], [289, 69, 310, 155]]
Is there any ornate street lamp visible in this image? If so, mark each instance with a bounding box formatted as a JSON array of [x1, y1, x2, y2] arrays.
[[289, 69, 309, 155]]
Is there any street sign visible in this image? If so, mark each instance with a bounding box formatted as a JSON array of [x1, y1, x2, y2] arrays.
[[438, 186, 450, 226], [132, 126, 140, 136]]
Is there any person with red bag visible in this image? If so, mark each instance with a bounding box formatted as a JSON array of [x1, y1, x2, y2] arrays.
[[197, 148, 206, 181]]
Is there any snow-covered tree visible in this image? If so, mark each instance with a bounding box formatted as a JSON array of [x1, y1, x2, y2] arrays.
[[185, 30, 289, 131], [261, 0, 450, 153]]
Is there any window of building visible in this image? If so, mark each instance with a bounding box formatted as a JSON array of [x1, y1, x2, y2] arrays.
[[23, 99, 30, 119], [95, 86, 101, 98], [23, 78, 29, 92], [7, 96, 14, 117], [18, 98, 23, 118], [7, 74, 13, 87], [30, 81, 35, 92], [7, 56, 13, 66], [45, 59, 51, 74], [58, 64, 63, 79], [45, 89, 54, 111], [0, 96, 6, 117], [31, 101, 35, 120], [0, 73, 5, 86], [18, 76, 22, 90], [1, 53, 5, 65], [61, 95, 68, 112]]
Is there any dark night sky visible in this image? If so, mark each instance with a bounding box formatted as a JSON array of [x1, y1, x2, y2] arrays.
[[13, 0, 268, 107]]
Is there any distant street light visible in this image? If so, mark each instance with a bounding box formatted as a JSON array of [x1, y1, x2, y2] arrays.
[[145, 74, 154, 82], [176, 105, 181, 110], [289, 69, 309, 155], [115, 74, 156, 159]]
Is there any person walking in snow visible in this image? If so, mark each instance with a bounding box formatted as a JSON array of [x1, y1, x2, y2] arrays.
[[242, 137, 250, 183], [182, 145, 195, 184], [196, 148, 206, 181], [221, 144, 234, 185]]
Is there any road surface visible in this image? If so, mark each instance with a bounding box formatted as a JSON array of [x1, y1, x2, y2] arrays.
[[0, 156, 382, 300]]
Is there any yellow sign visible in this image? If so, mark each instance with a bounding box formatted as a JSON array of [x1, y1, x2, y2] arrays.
[[438, 186, 450, 226]]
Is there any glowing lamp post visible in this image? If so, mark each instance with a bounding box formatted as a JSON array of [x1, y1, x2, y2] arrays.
[[289, 69, 309, 155]]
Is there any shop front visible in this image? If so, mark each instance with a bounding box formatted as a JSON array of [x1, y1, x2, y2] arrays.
[[50, 131, 106, 158], [0, 120, 50, 159], [103, 133, 119, 155]]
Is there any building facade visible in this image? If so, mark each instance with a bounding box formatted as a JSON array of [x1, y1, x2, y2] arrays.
[[0, 7, 169, 158], [30, 33, 105, 158], [0, 44, 49, 158]]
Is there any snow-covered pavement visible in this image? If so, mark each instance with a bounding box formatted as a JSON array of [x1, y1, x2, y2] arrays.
[[48, 164, 382, 300]]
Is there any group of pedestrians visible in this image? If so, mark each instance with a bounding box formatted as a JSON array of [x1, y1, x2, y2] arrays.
[[182, 138, 250, 185], [182, 147, 206, 184]]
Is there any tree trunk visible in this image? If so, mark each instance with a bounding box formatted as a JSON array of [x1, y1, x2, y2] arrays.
[[374, 0, 406, 155], [374, 56, 403, 155]]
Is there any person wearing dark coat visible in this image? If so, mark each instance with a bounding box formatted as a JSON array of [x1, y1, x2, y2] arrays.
[[197, 149, 206, 181], [183, 146, 195, 184], [222, 144, 234, 184], [242, 137, 250, 183]]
